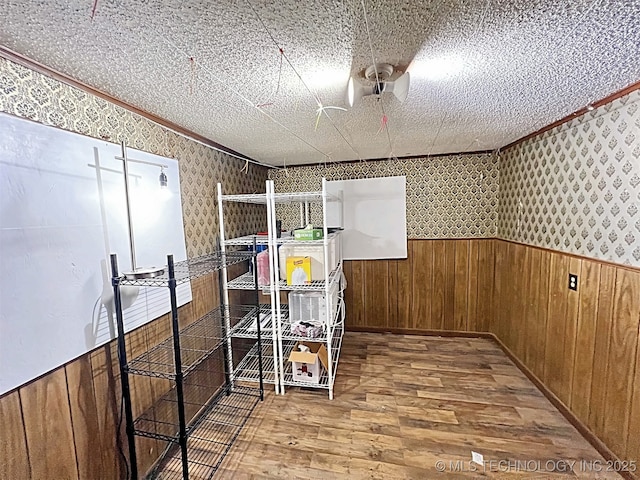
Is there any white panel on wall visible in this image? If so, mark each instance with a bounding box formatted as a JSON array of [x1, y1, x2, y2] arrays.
[[326, 176, 407, 260], [0, 113, 191, 394]]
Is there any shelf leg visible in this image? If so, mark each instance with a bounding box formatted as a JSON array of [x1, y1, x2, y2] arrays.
[[167, 255, 189, 480], [110, 254, 138, 480], [217, 247, 232, 396], [266, 180, 281, 395], [253, 237, 264, 401], [217, 184, 235, 387]]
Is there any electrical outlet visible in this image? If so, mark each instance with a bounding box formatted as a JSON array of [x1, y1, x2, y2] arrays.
[[569, 273, 578, 291]]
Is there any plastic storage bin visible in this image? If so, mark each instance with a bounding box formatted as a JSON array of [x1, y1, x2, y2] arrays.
[[288, 290, 339, 326], [289, 291, 325, 326], [278, 237, 337, 281]]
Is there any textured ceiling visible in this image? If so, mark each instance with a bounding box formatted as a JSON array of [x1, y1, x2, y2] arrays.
[[1, 0, 639, 166]]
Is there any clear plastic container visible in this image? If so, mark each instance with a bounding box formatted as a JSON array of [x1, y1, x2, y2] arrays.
[[278, 238, 337, 281], [288, 291, 326, 326]]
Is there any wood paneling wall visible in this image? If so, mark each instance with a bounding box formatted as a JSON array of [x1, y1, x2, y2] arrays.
[[491, 240, 640, 467], [344, 239, 495, 333], [345, 238, 640, 468], [0, 273, 220, 480], [4, 239, 639, 477]]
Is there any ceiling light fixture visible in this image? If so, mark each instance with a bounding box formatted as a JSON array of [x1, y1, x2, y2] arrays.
[[347, 63, 410, 107]]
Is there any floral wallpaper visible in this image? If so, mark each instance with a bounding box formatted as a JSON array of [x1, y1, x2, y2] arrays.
[[0, 56, 268, 257], [499, 89, 640, 266], [270, 154, 500, 239], [4, 53, 638, 266]]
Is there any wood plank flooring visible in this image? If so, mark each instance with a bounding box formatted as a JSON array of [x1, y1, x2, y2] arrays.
[[217, 333, 622, 479]]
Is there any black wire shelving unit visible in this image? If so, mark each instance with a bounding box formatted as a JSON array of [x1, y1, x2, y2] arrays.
[[111, 246, 264, 480]]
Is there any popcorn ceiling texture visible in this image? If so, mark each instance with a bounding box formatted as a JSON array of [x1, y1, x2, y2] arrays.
[[271, 87, 640, 268], [499, 89, 640, 267], [269, 154, 500, 239], [2, 55, 639, 266], [1, 1, 639, 165], [0, 57, 268, 257]]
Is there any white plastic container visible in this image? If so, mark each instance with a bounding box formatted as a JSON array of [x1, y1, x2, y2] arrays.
[[278, 237, 337, 281], [289, 291, 325, 326], [288, 289, 338, 326]]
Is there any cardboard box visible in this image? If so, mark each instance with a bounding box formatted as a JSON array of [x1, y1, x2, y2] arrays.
[[294, 228, 323, 241], [286, 256, 311, 285], [288, 341, 329, 384]]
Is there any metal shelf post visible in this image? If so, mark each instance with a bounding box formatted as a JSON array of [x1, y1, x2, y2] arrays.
[[110, 249, 262, 479], [166, 255, 189, 480], [111, 254, 139, 480]]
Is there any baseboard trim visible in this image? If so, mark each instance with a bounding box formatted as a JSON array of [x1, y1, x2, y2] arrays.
[[489, 333, 635, 480], [344, 326, 635, 480], [345, 325, 494, 338]]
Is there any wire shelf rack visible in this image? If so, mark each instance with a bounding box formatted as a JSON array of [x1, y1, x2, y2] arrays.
[[128, 306, 255, 379], [280, 297, 343, 341], [280, 319, 325, 342], [226, 272, 260, 290], [220, 190, 339, 205], [281, 323, 344, 390], [229, 303, 343, 342], [223, 232, 340, 246], [223, 235, 268, 246], [134, 380, 222, 442], [217, 179, 344, 400], [226, 263, 342, 292], [229, 304, 278, 339], [233, 341, 278, 385], [148, 385, 260, 480], [278, 263, 342, 292], [118, 251, 252, 287]]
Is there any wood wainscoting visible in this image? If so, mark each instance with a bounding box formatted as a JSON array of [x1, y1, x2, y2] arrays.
[[344, 239, 495, 333], [3, 240, 639, 478], [0, 272, 221, 480], [491, 239, 640, 470], [343, 238, 640, 471], [345, 239, 640, 469]]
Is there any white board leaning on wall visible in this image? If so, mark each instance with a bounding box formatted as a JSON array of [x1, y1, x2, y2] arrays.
[[326, 176, 407, 260], [0, 113, 191, 395]]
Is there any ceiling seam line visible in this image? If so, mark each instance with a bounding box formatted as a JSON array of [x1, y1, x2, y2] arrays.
[[245, 0, 362, 161], [429, 112, 448, 157], [92, 11, 334, 165], [428, 0, 491, 158], [460, 0, 492, 152], [360, 0, 394, 157], [155, 39, 334, 163]]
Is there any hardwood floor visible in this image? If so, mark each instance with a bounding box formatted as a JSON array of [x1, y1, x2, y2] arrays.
[[217, 333, 623, 479]]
